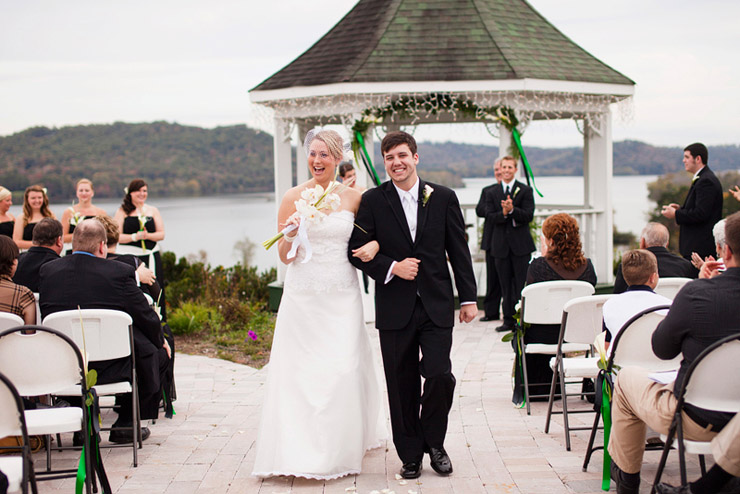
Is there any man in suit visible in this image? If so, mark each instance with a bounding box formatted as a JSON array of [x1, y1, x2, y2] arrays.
[[661, 142, 723, 260], [613, 222, 695, 293], [479, 156, 535, 332], [476, 158, 503, 321], [39, 219, 170, 443], [13, 217, 63, 292], [349, 131, 477, 480], [608, 211, 740, 494]]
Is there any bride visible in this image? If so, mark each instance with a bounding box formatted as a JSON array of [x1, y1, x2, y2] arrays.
[[252, 129, 387, 480]]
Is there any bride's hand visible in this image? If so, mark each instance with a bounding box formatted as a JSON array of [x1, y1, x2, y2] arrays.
[[281, 212, 301, 239], [352, 240, 379, 263]]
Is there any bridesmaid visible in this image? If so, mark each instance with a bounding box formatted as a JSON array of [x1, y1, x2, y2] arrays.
[[0, 187, 14, 238], [114, 178, 167, 316], [13, 185, 55, 250], [61, 179, 107, 251]]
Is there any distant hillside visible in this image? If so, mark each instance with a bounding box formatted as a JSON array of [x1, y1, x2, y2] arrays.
[[0, 122, 275, 200], [1, 122, 738, 199]]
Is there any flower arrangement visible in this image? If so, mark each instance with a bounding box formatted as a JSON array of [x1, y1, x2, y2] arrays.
[[262, 181, 343, 260], [137, 211, 148, 253]]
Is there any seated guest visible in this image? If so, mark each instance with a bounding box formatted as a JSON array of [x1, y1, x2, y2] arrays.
[[12, 218, 63, 292], [696, 219, 727, 278], [95, 215, 157, 295], [522, 213, 597, 397], [39, 219, 171, 443], [608, 211, 740, 494], [603, 249, 672, 348], [657, 412, 740, 493], [0, 236, 36, 324], [614, 222, 695, 294]]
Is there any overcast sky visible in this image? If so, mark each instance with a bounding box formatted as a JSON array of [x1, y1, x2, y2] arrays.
[[1, 0, 738, 148]]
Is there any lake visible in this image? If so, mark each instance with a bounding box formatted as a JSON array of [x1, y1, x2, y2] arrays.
[[8, 175, 659, 271]]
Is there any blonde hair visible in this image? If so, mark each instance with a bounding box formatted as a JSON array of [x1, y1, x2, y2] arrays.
[[0, 187, 10, 201], [76, 178, 94, 190], [312, 130, 344, 162]]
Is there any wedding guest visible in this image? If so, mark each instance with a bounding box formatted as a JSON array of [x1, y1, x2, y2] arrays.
[[731, 185, 740, 202], [693, 219, 727, 278], [95, 214, 157, 293], [339, 162, 366, 192], [0, 235, 36, 324], [613, 222, 694, 293], [522, 213, 596, 397], [0, 187, 15, 238], [476, 157, 503, 322], [13, 218, 63, 293], [608, 212, 740, 494], [114, 179, 167, 318], [13, 185, 55, 250], [61, 179, 107, 245]]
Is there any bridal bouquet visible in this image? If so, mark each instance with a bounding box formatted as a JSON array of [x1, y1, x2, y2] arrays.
[[262, 181, 343, 262], [136, 212, 148, 253]]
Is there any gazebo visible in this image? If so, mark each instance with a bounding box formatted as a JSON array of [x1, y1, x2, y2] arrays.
[[250, 0, 634, 283]]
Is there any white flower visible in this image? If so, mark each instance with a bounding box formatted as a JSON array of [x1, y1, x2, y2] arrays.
[[422, 184, 434, 207], [325, 193, 341, 211]]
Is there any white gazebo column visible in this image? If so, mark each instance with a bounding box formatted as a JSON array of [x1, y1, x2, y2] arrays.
[[583, 110, 614, 284], [296, 121, 310, 185], [273, 117, 293, 282]]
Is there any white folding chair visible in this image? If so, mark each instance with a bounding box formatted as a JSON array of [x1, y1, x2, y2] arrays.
[[32, 294, 40, 327], [544, 294, 615, 450], [42, 309, 141, 467], [582, 305, 678, 470], [654, 277, 692, 300], [0, 313, 23, 331], [0, 326, 92, 494], [518, 280, 596, 415], [652, 333, 740, 490], [0, 371, 36, 494]]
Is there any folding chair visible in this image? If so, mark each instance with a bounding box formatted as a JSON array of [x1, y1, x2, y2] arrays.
[[0, 313, 23, 331], [654, 277, 692, 300], [42, 309, 141, 467], [517, 280, 595, 415], [582, 305, 678, 471], [544, 294, 615, 450], [652, 333, 740, 491], [0, 371, 36, 494], [0, 326, 93, 494]]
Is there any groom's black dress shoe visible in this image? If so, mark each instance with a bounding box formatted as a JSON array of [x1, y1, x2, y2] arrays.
[[495, 324, 514, 333], [429, 447, 453, 475], [400, 461, 423, 479]]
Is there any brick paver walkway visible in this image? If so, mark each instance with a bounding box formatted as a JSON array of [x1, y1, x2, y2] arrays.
[[33, 315, 700, 493]]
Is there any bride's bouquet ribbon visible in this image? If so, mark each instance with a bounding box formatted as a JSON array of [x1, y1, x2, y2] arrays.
[[285, 220, 314, 264]]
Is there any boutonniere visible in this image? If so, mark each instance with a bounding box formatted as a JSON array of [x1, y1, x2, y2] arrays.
[[422, 184, 434, 207], [512, 187, 520, 198]]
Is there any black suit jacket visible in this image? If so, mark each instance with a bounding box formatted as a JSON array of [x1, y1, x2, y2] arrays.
[[39, 254, 164, 395], [476, 183, 496, 251], [613, 245, 696, 294], [13, 246, 60, 292], [348, 179, 477, 330], [652, 267, 740, 428], [676, 166, 723, 259], [481, 180, 536, 258]]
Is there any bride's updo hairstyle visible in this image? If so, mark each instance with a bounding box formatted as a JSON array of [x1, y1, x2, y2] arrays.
[[542, 213, 586, 271], [121, 178, 147, 215], [306, 129, 344, 163]]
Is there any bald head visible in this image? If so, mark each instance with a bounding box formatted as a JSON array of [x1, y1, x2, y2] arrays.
[[640, 222, 670, 248], [72, 219, 107, 256]]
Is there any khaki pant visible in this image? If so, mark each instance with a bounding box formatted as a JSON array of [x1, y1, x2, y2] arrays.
[[608, 367, 717, 474], [712, 412, 740, 476]]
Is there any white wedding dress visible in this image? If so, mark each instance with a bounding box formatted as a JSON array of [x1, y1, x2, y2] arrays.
[[252, 209, 387, 480]]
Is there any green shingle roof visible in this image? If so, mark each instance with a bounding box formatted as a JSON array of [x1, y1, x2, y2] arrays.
[[253, 0, 634, 91]]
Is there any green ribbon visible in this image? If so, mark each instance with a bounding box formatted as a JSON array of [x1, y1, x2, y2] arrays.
[[354, 131, 381, 187], [511, 127, 543, 198], [601, 376, 613, 491], [75, 444, 86, 494]]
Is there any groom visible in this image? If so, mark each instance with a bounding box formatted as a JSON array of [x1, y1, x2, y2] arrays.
[[349, 131, 477, 479]]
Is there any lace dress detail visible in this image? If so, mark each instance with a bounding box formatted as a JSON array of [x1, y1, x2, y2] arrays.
[[284, 210, 359, 293], [252, 209, 387, 480]]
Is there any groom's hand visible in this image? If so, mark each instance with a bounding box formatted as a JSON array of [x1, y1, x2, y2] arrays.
[[392, 258, 420, 280], [459, 304, 478, 323]]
